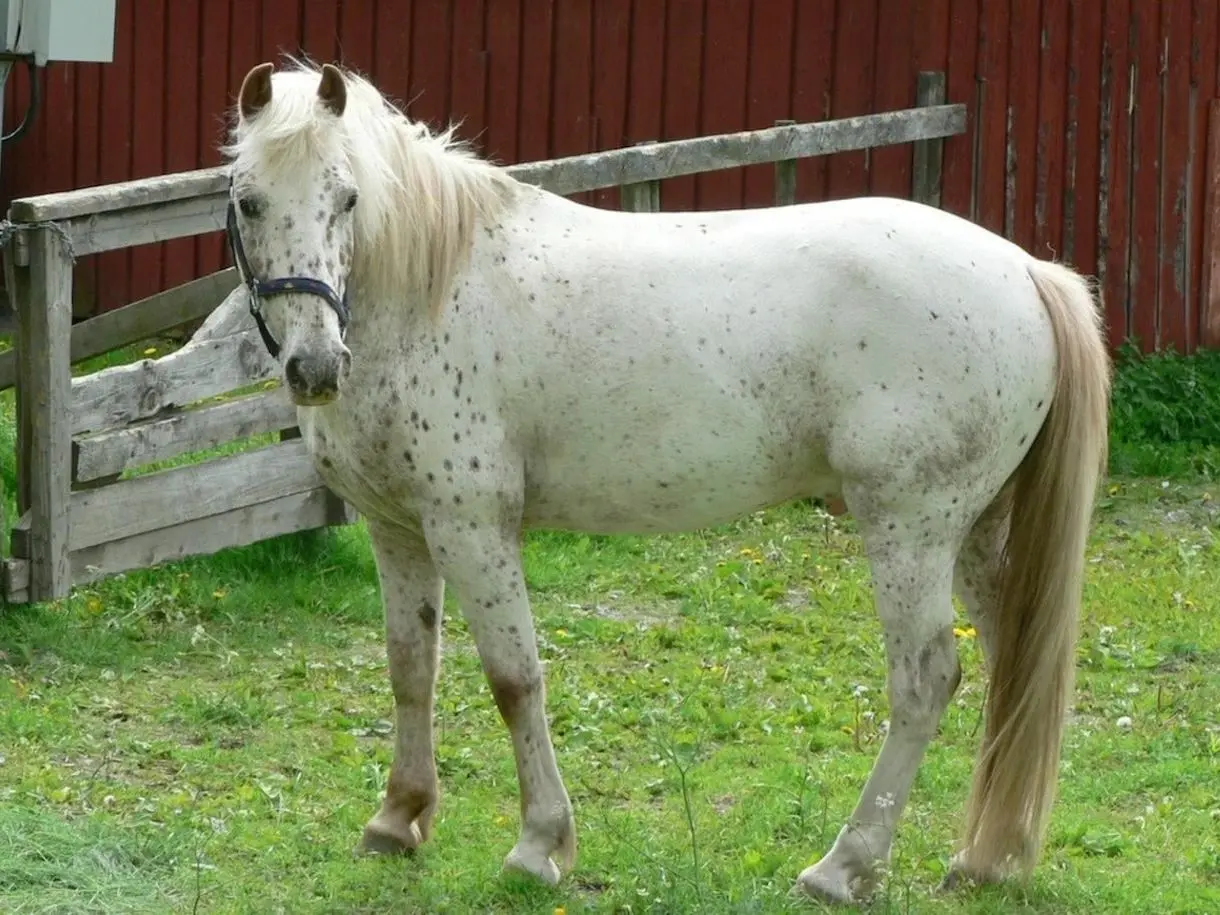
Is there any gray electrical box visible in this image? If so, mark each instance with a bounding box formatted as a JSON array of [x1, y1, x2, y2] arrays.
[[0, 0, 116, 65]]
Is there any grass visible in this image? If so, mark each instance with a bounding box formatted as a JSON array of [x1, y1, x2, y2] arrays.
[[0, 344, 1218, 912]]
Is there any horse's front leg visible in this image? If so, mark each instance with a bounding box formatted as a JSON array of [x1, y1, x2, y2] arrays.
[[360, 520, 446, 855], [426, 514, 576, 885]]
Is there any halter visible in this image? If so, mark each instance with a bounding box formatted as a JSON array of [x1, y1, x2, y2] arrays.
[[225, 180, 351, 359]]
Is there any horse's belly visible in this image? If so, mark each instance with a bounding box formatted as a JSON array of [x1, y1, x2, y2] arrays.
[[520, 415, 837, 535]]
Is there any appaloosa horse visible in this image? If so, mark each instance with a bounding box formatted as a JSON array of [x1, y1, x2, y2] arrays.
[[221, 60, 1110, 903]]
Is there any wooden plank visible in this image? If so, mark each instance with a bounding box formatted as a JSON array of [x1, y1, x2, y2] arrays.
[[1098, 0, 1133, 348], [1035, 0, 1069, 262], [71, 60, 102, 316], [509, 107, 969, 195], [553, 0, 595, 205], [373, 0, 413, 101], [1067, 0, 1105, 277], [58, 189, 229, 257], [70, 486, 348, 587], [0, 268, 237, 393], [1199, 101, 1220, 349], [449, 0, 489, 152], [625, 0, 666, 150], [96, 0, 134, 323], [1130, 1, 1162, 350], [661, 0, 705, 210], [73, 387, 298, 483], [301, 0, 340, 62], [697, 0, 753, 210], [1006, 0, 1041, 248], [942, 0, 980, 219], [15, 108, 966, 256], [68, 438, 322, 552], [1188, 0, 1218, 352], [1157, 0, 1192, 352], [194, 0, 233, 282], [17, 228, 76, 601], [518, 0, 556, 164], [408, 0, 452, 129], [162, 0, 202, 300], [485, 0, 523, 165], [791, 0, 837, 203], [3, 558, 30, 606], [71, 328, 278, 435], [591, 0, 633, 208], [828, 0, 877, 200], [742, 0, 796, 208], [128, 0, 168, 304], [872, 0, 916, 200], [976, 0, 1011, 235], [912, 72, 948, 207]]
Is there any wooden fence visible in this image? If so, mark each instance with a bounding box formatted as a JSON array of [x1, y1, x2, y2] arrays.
[[0, 75, 963, 605]]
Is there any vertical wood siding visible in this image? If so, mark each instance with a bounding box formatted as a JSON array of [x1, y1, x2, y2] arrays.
[[0, 0, 1216, 353]]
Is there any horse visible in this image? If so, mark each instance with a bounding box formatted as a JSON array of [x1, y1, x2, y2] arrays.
[[221, 59, 1111, 904]]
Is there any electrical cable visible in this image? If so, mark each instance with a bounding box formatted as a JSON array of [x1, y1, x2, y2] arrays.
[[1, 56, 40, 143]]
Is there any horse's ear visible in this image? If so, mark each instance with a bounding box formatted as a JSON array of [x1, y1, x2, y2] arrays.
[[317, 64, 347, 117], [239, 62, 274, 121]]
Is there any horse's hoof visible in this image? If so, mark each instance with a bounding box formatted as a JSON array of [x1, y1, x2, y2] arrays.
[[503, 845, 563, 886], [359, 817, 423, 856], [792, 864, 862, 906]]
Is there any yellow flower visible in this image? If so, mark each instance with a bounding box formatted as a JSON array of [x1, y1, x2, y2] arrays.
[[554, 909, 566, 915], [213, 589, 227, 600], [85, 596, 103, 614], [953, 626, 977, 639], [143, 347, 158, 357]]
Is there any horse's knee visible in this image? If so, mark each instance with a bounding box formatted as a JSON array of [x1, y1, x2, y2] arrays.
[[486, 668, 544, 726], [888, 626, 960, 737]]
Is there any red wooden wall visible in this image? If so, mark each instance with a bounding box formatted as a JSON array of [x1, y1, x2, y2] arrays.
[[0, 0, 1215, 353]]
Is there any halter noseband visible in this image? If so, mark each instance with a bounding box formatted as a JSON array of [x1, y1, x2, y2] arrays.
[[225, 180, 351, 359]]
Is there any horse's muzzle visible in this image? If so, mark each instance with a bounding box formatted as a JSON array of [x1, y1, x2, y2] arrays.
[[283, 347, 352, 406]]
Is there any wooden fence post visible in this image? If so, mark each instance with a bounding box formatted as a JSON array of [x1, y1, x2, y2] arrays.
[[11, 226, 75, 601], [774, 120, 797, 205], [621, 141, 661, 212], [912, 71, 948, 207]]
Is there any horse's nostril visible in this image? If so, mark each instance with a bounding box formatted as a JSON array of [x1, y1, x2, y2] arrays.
[[285, 355, 304, 388]]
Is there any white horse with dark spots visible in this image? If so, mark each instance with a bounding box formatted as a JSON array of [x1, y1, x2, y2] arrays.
[[223, 60, 1111, 904]]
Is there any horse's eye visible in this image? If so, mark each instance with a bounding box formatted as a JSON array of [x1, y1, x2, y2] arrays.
[[238, 196, 264, 219], [343, 191, 359, 212]]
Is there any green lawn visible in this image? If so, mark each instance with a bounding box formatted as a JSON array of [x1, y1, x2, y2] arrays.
[[1, 474, 1217, 914]]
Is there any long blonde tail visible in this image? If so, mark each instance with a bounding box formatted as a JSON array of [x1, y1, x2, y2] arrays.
[[958, 259, 1112, 877]]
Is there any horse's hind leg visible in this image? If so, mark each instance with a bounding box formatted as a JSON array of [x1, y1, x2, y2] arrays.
[[360, 521, 446, 855], [796, 486, 966, 904], [953, 490, 1011, 673]]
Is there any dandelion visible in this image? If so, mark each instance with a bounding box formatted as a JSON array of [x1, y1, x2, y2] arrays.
[[142, 347, 158, 357], [953, 626, 977, 639]]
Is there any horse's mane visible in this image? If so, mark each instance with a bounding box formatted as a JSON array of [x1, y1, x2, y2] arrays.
[[221, 59, 520, 316]]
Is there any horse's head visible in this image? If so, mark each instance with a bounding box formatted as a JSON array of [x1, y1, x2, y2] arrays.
[[225, 62, 357, 406]]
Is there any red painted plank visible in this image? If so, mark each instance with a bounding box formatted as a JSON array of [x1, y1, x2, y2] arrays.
[[742, 0, 796, 208], [625, 0, 666, 147], [661, 0, 705, 210], [301, 0, 340, 63], [913, 0, 951, 70], [871, 0, 915, 199], [518, 0, 556, 164], [827, 0, 877, 200], [1035, 0, 1069, 262], [1158, 0, 1191, 352], [942, 0, 980, 218], [1200, 101, 1220, 348], [71, 62, 102, 316], [1188, 0, 1218, 351], [1129, 1, 1162, 351], [449, 0, 489, 153], [195, 0, 233, 286], [591, 0, 633, 208], [162, 0, 202, 303], [408, 1, 454, 131], [338, 0, 376, 71], [42, 67, 75, 196], [129, 1, 167, 304], [975, 0, 1011, 234], [696, 0, 751, 210], [93, 0, 131, 314], [1098, 0, 1133, 348], [1005, 0, 1040, 250], [1066, 0, 1104, 278], [552, 0, 594, 204], [791, 0, 836, 203], [260, 0, 301, 62], [373, 0, 414, 104], [485, 0, 523, 164]]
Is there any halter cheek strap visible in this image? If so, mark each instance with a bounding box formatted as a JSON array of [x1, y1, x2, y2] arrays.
[[225, 182, 352, 360]]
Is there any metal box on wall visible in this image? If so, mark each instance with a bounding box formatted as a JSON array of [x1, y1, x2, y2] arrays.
[[0, 0, 116, 64]]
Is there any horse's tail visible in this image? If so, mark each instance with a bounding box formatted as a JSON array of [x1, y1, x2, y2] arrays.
[[958, 258, 1111, 878]]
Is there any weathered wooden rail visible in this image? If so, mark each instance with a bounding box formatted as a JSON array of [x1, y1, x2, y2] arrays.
[[1, 72, 963, 604]]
